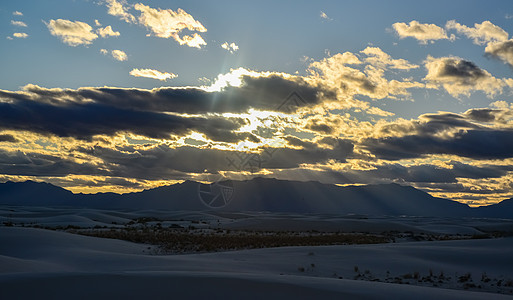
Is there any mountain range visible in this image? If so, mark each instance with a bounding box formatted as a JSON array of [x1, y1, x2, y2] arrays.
[[0, 178, 511, 218]]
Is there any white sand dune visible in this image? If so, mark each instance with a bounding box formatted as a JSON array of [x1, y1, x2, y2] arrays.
[[2, 272, 510, 300], [1, 225, 513, 299], [4, 206, 512, 234]]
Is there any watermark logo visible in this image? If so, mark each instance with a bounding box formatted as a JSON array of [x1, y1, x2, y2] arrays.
[[197, 174, 235, 208], [277, 91, 308, 113], [197, 91, 306, 208]]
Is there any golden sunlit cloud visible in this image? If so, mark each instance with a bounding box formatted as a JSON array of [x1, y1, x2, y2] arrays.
[[100, 49, 127, 61], [111, 50, 127, 61], [13, 33, 28, 38], [221, 42, 239, 53], [11, 20, 27, 27], [320, 11, 332, 21], [105, 0, 136, 23], [446, 20, 508, 45], [46, 19, 98, 46], [96, 25, 120, 38], [134, 3, 207, 48], [424, 55, 509, 97], [392, 20, 451, 44], [486, 40, 513, 67], [361, 47, 418, 70], [308, 47, 425, 103], [129, 68, 177, 81]]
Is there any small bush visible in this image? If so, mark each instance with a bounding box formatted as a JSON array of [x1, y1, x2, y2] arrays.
[[458, 273, 472, 283]]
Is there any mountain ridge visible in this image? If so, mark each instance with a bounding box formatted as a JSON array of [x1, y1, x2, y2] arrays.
[[0, 178, 510, 218]]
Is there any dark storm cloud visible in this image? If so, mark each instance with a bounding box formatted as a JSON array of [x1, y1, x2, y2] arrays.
[[0, 149, 106, 177], [73, 138, 353, 178], [340, 74, 377, 94], [254, 159, 509, 188], [364, 129, 513, 160], [413, 181, 513, 196], [375, 111, 480, 138], [2, 74, 327, 115], [262, 138, 353, 169], [0, 134, 18, 143], [361, 109, 513, 160], [436, 59, 487, 80], [361, 162, 508, 183], [304, 119, 334, 134], [0, 74, 329, 141], [0, 97, 252, 142], [464, 108, 499, 122], [412, 112, 480, 134]]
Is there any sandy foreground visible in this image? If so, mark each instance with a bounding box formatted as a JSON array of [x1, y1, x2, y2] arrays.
[[1, 206, 513, 299]]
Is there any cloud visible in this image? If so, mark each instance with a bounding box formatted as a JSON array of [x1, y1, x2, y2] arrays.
[[320, 11, 332, 21], [485, 40, 513, 67], [392, 20, 449, 44], [46, 19, 98, 46], [134, 3, 207, 48], [12, 11, 23, 16], [365, 106, 395, 117], [0, 89, 249, 143], [11, 20, 27, 27], [95, 20, 102, 26], [100, 49, 127, 61], [111, 50, 127, 61], [356, 162, 509, 186], [446, 20, 508, 45], [12, 33, 28, 39], [221, 42, 239, 53], [424, 56, 508, 97], [0, 148, 107, 177], [362, 107, 513, 160], [71, 136, 353, 176], [96, 25, 120, 38], [444, 20, 513, 68], [0, 134, 18, 143], [3, 70, 322, 115], [308, 48, 424, 104], [360, 47, 418, 70], [105, 0, 136, 23], [365, 129, 513, 160], [129, 68, 177, 81]]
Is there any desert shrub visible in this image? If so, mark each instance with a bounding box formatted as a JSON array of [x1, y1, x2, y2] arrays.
[[69, 228, 389, 253], [413, 271, 420, 280], [458, 273, 472, 283], [481, 272, 491, 283]]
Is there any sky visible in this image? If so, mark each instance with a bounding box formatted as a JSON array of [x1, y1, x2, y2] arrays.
[[1, 0, 513, 206]]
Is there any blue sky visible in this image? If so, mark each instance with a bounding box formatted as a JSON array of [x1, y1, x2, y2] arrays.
[[1, 0, 513, 206]]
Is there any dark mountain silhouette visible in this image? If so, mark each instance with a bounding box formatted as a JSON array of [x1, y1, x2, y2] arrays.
[[0, 178, 510, 218], [471, 198, 513, 219]]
